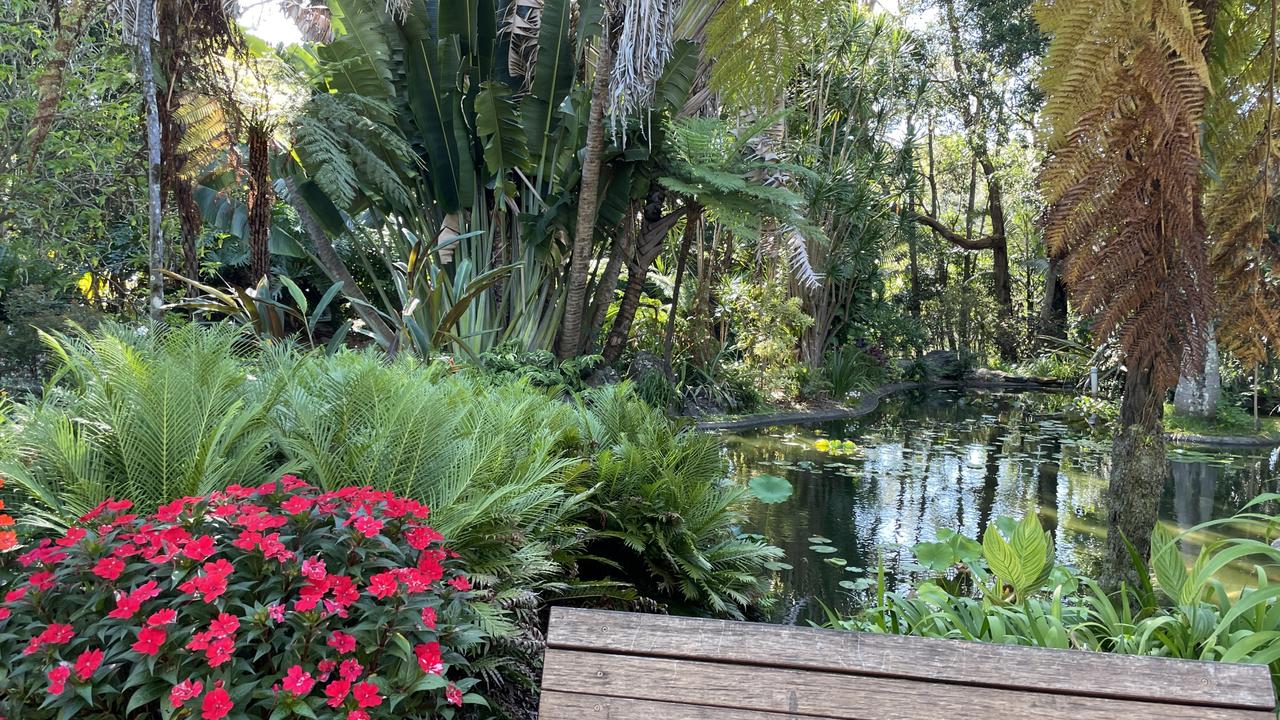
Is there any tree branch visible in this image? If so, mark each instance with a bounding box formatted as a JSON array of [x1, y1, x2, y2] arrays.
[[912, 211, 1002, 251]]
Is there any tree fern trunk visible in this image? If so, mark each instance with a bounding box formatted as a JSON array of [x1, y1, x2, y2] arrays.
[[247, 124, 272, 287], [1102, 354, 1168, 590]]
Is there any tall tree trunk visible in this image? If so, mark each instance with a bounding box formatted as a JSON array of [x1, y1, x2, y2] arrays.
[[1174, 320, 1222, 418], [139, 0, 165, 321], [602, 206, 688, 363], [1102, 354, 1168, 589], [283, 177, 395, 349], [584, 208, 636, 353], [174, 180, 201, 297], [1038, 255, 1068, 342], [662, 207, 700, 374], [558, 32, 615, 360], [246, 124, 272, 286]]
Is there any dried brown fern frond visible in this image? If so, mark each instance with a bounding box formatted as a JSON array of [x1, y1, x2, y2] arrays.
[[24, 0, 91, 168], [1038, 0, 1212, 392], [1206, 0, 1280, 366]]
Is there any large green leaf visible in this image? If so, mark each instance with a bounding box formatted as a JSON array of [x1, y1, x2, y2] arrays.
[[654, 40, 701, 113], [318, 0, 396, 97], [1150, 522, 1190, 604], [475, 81, 529, 176], [522, 0, 573, 169], [402, 7, 466, 211]]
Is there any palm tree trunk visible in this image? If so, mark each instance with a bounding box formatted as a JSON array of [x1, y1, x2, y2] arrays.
[[247, 123, 272, 286], [175, 179, 201, 297], [139, 0, 165, 321], [558, 33, 615, 360]]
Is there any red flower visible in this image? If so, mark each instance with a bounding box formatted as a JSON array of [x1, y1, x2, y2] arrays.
[[182, 535, 216, 562], [56, 527, 86, 547], [201, 685, 233, 720], [146, 608, 177, 627], [421, 606, 437, 630], [301, 556, 327, 580], [328, 630, 356, 654], [448, 575, 472, 592], [92, 556, 125, 581], [347, 712, 371, 720], [339, 658, 363, 681], [0, 608, 10, 622], [446, 682, 464, 707], [268, 603, 285, 622], [3, 587, 26, 603], [0, 529, 15, 550], [178, 559, 233, 602], [28, 570, 55, 591], [281, 495, 313, 514], [414, 642, 444, 674], [132, 627, 166, 656], [40, 623, 75, 645], [205, 635, 235, 667], [405, 526, 443, 550], [283, 665, 316, 695], [46, 664, 71, 695], [323, 679, 351, 708], [353, 516, 383, 538], [366, 571, 398, 599], [209, 613, 239, 637], [351, 681, 383, 708], [73, 648, 103, 681], [170, 678, 203, 707]]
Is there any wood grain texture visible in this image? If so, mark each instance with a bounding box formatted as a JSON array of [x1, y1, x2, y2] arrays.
[[546, 607, 1276, 710], [538, 691, 840, 720], [540, 649, 1276, 720]]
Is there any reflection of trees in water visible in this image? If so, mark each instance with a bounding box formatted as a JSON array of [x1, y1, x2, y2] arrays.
[[723, 391, 1278, 621]]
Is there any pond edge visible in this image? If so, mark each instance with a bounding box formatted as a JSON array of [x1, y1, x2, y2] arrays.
[[693, 380, 1280, 448]]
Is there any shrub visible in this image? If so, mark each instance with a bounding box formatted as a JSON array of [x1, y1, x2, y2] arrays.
[[827, 500, 1280, 693], [474, 342, 602, 393], [0, 477, 486, 719], [823, 343, 888, 398]]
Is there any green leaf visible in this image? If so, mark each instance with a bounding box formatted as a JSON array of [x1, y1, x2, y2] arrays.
[[475, 81, 530, 176], [522, 0, 573, 168], [747, 474, 793, 503], [1150, 522, 1189, 603], [810, 545, 839, 554]]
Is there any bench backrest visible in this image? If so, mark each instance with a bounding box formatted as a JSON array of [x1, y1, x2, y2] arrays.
[[539, 607, 1278, 720]]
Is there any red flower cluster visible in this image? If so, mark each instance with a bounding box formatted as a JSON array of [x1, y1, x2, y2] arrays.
[[0, 476, 480, 718], [0, 476, 18, 552]]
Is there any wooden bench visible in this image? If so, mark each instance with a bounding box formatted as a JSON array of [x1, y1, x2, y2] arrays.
[[538, 607, 1278, 719]]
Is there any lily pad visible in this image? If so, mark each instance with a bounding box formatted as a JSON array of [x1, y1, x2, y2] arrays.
[[764, 561, 794, 571], [838, 578, 876, 591], [824, 557, 847, 567], [809, 545, 839, 554], [748, 474, 794, 504], [808, 536, 832, 544]]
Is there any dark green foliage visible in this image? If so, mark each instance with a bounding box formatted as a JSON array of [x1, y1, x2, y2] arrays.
[[473, 342, 602, 392]]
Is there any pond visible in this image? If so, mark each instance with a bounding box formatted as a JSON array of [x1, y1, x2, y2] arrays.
[[722, 388, 1280, 624]]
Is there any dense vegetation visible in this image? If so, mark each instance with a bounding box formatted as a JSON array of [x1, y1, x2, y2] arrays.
[[3, 0, 1280, 714]]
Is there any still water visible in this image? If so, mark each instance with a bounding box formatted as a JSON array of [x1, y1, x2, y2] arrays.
[[722, 389, 1280, 623]]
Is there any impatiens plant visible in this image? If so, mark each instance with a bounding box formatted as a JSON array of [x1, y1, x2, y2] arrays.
[[0, 474, 16, 552], [0, 476, 487, 719]]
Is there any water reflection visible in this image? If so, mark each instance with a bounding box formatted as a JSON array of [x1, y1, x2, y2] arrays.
[[723, 389, 1280, 624]]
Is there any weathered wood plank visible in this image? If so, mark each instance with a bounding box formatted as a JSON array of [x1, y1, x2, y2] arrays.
[[546, 607, 1276, 710], [541, 649, 1276, 720], [538, 690, 842, 720]]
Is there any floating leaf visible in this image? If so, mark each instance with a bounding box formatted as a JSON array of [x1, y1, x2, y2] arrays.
[[824, 557, 847, 567], [748, 474, 793, 504], [764, 561, 793, 571], [810, 545, 839, 554], [808, 536, 831, 544]]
